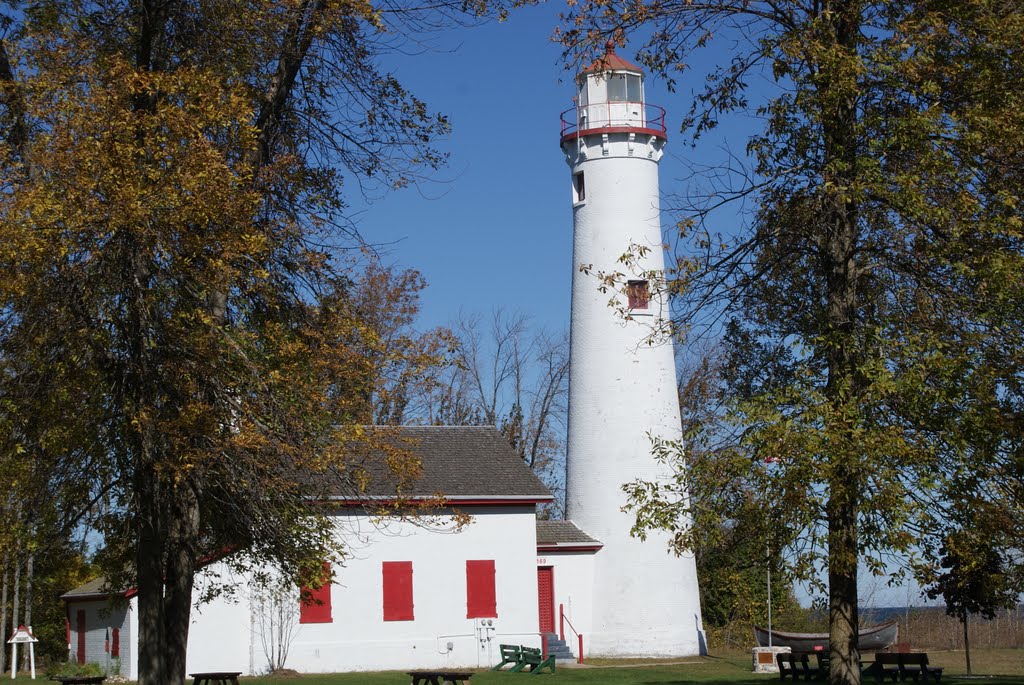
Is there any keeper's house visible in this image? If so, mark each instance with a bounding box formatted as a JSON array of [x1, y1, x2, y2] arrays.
[[63, 426, 600, 677]]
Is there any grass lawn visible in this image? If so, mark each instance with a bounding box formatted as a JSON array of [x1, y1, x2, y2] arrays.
[[242, 648, 1024, 685]]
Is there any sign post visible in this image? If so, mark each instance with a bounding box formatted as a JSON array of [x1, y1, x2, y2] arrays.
[[8, 625, 39, 680]]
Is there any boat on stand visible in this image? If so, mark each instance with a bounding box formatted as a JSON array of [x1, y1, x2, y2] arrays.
[[754, 620, 899, 653]]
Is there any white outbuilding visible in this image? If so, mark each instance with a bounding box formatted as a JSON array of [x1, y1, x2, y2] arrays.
[[63, 426, 560, 677]]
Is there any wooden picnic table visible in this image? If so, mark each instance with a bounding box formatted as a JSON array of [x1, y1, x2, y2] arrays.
[[407, 670, 473, 685], [190, 671, 242, 685]]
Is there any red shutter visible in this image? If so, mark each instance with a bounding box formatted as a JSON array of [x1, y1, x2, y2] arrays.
[[299, 563, 333, 624], [382, 561, 414, 621], [111, 628, 120, 658], [76, 610, 86, 664], [466, 560, 497, 618]]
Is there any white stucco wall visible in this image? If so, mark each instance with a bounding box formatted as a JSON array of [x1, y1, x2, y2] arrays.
[[186, 564, 254, 675], [534, 550, 595, 653], [285, 505, 541, 673], [114, 504, 541, 676]]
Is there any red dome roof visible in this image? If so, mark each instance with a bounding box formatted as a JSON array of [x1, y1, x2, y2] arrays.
[[582, 41, 644, 74]]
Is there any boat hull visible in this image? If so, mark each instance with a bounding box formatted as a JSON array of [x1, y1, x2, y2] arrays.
[[754, 621, 899, 653]]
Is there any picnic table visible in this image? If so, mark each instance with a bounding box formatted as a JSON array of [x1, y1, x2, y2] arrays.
[[407, 671, 473, 685], [190, 671, 242, 685], [870, 653, 943, 682]]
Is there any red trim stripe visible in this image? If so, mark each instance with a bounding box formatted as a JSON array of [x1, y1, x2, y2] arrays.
[[560, 126, 667, 145], [536, 545, 603, 553]]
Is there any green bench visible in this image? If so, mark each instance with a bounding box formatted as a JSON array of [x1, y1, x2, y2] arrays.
[[492, 644, 523, 671], [492, 644, 555, 675]]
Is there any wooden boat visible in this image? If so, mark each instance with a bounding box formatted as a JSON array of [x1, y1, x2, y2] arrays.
[[754, 620, 899, 653]]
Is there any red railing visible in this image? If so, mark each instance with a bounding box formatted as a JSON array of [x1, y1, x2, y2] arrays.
[[559, 603, 584, 664], [560, 102, 667, 138]]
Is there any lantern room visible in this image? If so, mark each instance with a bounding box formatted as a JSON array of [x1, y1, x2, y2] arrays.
[[560, 41, 666, 140]]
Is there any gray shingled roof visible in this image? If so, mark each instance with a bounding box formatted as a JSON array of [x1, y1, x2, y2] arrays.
[[536, 520, 602, 548], [61, 577, 126, 600], [326, 426, 552, 501]]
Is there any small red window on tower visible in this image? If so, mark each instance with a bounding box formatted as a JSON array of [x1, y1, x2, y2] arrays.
[[466, 560, 497, 618], [627, 280, 650, 310], [299, 563, 333, 624], [382, 561, 414, 621]]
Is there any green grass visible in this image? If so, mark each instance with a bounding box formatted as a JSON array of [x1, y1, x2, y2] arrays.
[[242, 649, 1024, 685]]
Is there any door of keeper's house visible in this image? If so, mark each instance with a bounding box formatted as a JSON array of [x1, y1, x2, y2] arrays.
[[537, 566, 555, 633]]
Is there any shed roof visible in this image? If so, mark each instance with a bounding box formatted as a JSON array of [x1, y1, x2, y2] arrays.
[[61, 576, 132, 600], [536, 520, 603, 552]]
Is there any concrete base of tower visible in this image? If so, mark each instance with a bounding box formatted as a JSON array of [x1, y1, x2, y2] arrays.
[[584, 626, 707, 658]]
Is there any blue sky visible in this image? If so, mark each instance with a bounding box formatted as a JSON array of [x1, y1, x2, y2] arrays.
[[356, 1, 679, 335]]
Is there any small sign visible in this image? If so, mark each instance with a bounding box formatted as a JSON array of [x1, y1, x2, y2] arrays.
[[7, 626, 37, 644]]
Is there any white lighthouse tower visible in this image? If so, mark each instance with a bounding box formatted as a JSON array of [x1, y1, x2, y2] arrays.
[[560, 42, 704, 657]]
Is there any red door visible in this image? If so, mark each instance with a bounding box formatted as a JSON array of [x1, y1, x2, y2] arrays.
[[537, 567, 555, 633], [76, 610, 86, 664]]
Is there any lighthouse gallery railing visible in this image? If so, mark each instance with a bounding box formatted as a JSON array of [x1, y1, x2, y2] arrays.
[[560, 102, 667, 138]]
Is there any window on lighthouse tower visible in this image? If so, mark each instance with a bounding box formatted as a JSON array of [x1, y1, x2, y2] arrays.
[[609, 73, 642, 102], [572, 172, 585, 203], [627, 280, 650, 310]]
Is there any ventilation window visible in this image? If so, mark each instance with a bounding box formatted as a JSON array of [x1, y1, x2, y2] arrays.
[[627, 280, 650, 310], [573, 172, 585, 203]]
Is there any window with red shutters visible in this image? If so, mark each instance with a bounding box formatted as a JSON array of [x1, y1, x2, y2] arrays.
[[382, 561, 414, 621], [111, 628, 120, 658], [299, 563, 333, 624], [466, 560, 497, 618]]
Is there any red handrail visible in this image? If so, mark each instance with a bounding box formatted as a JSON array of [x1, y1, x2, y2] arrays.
[[560, 102, 667, 138], [559, 603, 584, 664]]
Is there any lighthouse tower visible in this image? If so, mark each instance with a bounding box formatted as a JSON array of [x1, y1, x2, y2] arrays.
[[560, 43, 704, 657]]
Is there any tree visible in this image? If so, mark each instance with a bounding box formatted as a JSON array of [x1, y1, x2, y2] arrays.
[[923, 504, 1022, 675], [669, 346, 812, 648], [0, 2, 501, 683], [253, 579, 302, 674], [416, 310, 570, 510], [561, 3, 1024, 683]]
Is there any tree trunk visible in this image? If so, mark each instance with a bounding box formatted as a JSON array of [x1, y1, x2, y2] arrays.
[[963, 610, 971, 675], [21, 552, 33, 672], [9, 544, 20, 677], [828, 491, 860, 685], [162, 481, 201, 685], [135, 465, 166, 685], [821, 0, 863, 676], [1, 552, 9, 674]]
